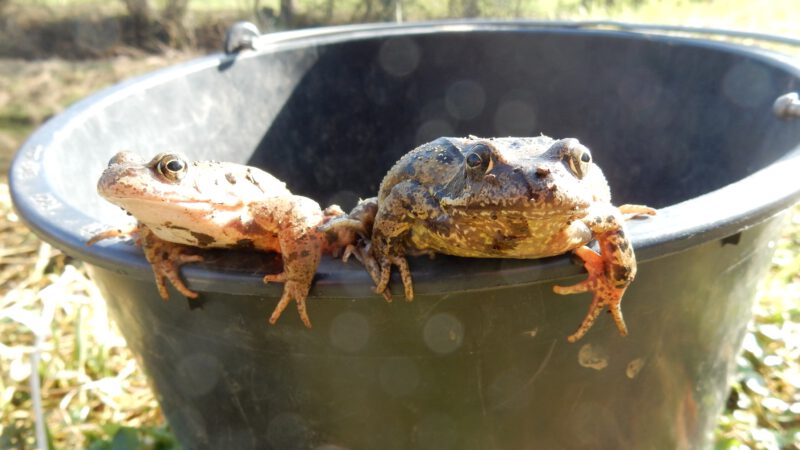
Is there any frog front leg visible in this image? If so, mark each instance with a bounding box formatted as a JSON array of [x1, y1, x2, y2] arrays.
[[319, 197, 394, 301], [554, 204, 651, 343], [138, 226, 204, 299], [373, 181, 449, 301], [254, 197, 324, 328], [88, 224, 202, 299]]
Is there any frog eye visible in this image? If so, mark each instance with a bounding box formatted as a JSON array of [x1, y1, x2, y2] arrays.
[[464, 143, 493, 174], [466, 152, 482, 168], [565, 143, 592, 179], [156, 154, 188, 182]]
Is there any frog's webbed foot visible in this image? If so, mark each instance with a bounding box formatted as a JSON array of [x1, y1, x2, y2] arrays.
[[318, 216, 369, 261], [264, 273, 313, 328], [92, 224, 202, 300], [325, 208, 394, 302], [140, 237, 203, 300], [619, 204, 657, 220], [554, 246, 628, 343], [343, 242, 393, 302], [376, 253, 413, 301]]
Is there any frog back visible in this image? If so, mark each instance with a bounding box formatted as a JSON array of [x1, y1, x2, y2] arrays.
[[378, 137, 465, 202]]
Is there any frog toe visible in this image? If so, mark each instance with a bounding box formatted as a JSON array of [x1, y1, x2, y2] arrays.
[[619, 204, 657, 220], [268, 279, 313, 328], [86, 225, 139, 246], [611, 315, 628, 338], [376, 259, 392, 295], [149, 255, 200, 300], [153, 274, 171, 300], [553, 245, 603, 294], [178, 254, 204, 264], [341, 244, 358, 263], [608, 299, 628, 337], [394, 256, 414, 301], [374, 254, 413, 300], [553, 278, 595, 295], [295, 298, 312, 328], [567, 296, 605, 343], [263, 272, 287, 284], [168, 275, 199, 299], [350, 246, 393, 302], [564, 286, 628, 342]]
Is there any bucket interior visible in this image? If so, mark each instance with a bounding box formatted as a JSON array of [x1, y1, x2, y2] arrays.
[[43, 30, 800, 224]]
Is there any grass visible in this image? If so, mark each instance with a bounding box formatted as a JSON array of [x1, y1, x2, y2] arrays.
[[715, 209, 800, 449], [1, 0, 799, 448], [0, 54, 194, 172], [0, 50, 194, 449]]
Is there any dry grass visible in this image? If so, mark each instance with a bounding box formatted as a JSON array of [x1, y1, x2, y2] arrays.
[[715, 207, 800, 449], [0, 179, 163, 449], [0, 53, 193, 172], [0, 52, 189, 449]]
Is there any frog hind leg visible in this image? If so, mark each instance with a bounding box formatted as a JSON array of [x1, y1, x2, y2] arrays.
[[343, 243, 393, 302], [138, 226, 203, 300]]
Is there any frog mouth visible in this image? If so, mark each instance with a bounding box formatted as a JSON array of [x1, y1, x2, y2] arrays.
[[447, 198, 589, 218], [99, 178, 244, 209], [110, 195, 243, 211]]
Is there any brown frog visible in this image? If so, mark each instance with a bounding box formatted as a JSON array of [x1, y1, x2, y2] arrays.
[[88, 152, 354, 328], [334, 136, 655, 342]]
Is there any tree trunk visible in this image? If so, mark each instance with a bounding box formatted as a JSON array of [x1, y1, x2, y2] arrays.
[[163, 0, 189, 23], [162, 0, 191, 48], [463, 0, 480, 18], [121, 0, 152, 47], [279, 0, 294, 28]]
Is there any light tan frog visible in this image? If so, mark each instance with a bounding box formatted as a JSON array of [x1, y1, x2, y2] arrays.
[[328, 136, 655, 342], [89, 152, 354, 328]]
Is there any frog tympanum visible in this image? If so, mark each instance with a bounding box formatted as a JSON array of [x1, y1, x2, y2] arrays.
[[89, 152, 353, 328], [334, 136, 655, 342]]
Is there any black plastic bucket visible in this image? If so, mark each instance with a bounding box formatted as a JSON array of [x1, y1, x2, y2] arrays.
[[10, 21, 800, 449]]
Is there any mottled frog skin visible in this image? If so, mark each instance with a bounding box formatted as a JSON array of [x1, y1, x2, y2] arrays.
[[353, 136, 655, 342], [89, 152, 352, 328]]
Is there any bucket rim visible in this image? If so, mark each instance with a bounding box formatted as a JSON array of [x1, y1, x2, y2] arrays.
[[10, 20, 800, 298]]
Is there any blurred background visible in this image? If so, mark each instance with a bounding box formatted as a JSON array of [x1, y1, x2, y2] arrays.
[[1, 1, 798, 449]]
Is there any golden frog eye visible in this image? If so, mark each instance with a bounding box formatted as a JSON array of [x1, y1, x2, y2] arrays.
[[156, 154, 188, 182], [565, 144, 591, 180]]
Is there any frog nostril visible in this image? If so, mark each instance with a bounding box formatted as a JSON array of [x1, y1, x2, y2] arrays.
[[511, 167, 538, 201]]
